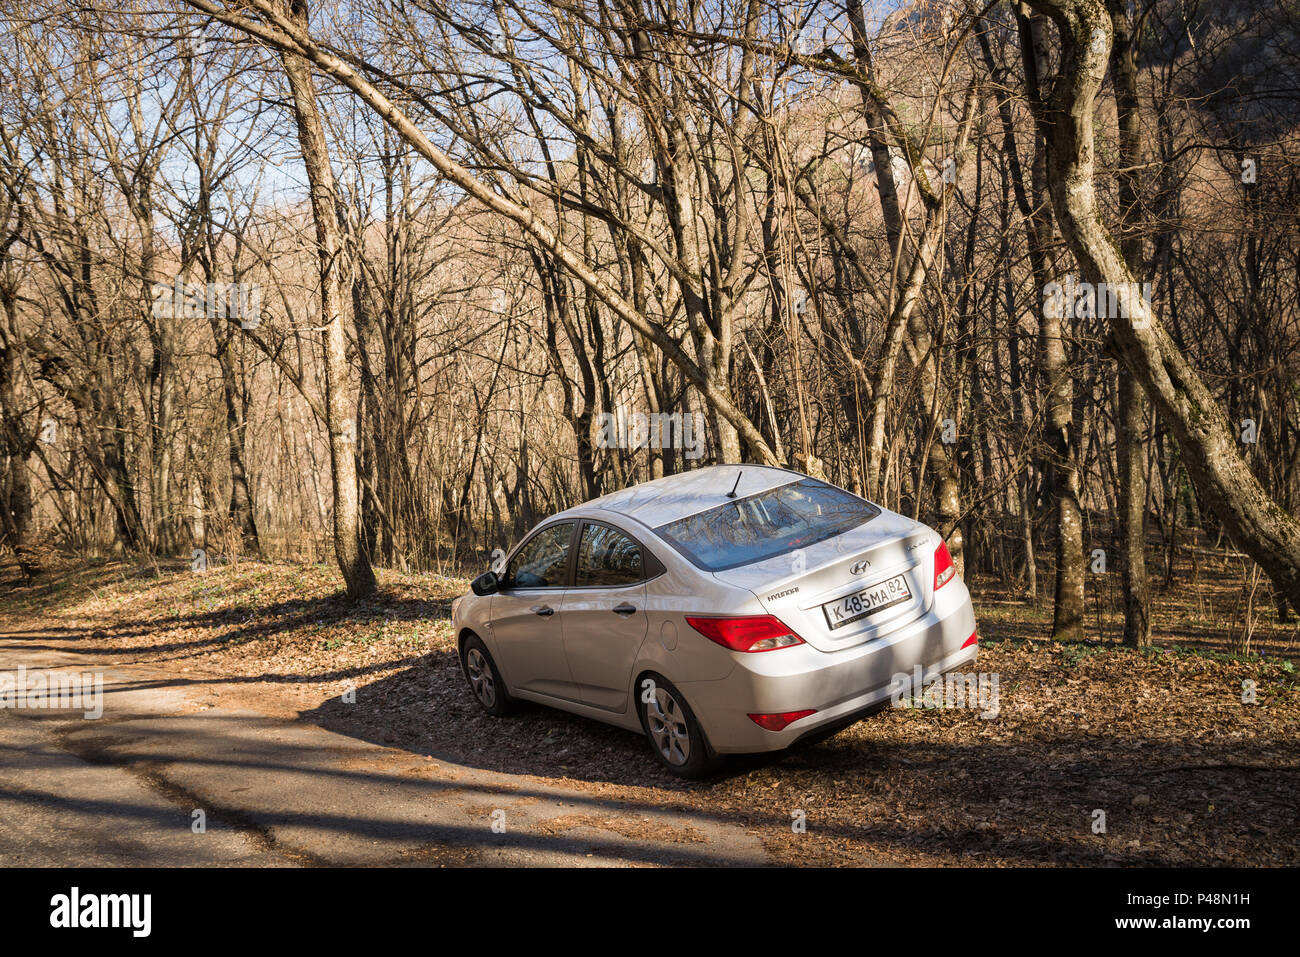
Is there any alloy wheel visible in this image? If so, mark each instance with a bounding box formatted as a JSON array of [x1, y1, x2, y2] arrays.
[[646, 686, 691, 765], [465, 647, 496, 708]]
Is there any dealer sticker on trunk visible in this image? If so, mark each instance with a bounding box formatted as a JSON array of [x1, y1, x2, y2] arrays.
[[822, 573, 912, 630]]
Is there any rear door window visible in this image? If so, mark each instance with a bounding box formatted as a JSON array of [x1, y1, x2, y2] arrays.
[[574, 523, 644, 587]]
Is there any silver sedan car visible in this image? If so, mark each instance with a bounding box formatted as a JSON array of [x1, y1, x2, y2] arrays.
[[451, 465, 978, 777]]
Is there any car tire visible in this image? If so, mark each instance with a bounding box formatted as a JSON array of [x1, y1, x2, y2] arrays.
[[461, 634, 514, 716], [636, 673, 722, 779]]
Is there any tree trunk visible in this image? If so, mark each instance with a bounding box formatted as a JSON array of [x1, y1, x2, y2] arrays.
[[0, 297, 37, 576], [1042, 282, 1086, 641], [1108, 0, 1151, 647], [212, 321, 260, 553], [1020, 6, 1084, 639], [140, 208, 177, 555], [281, 0, 375, 599]]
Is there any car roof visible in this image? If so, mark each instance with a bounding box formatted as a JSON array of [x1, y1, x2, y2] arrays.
[[554, 464, 809, 530]]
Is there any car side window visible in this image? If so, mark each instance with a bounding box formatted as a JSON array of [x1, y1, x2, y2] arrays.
[[505, 522, 574, 589], [575, 523, 643, 587]]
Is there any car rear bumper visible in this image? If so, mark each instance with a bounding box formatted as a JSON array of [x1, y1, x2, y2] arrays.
[[679, 586, 979, 754]]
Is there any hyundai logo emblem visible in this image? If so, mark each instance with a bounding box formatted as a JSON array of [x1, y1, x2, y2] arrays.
[[850, 560, 871, 575]]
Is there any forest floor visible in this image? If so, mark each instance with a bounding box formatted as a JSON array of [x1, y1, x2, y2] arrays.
[[0, 549, 1296, 866]]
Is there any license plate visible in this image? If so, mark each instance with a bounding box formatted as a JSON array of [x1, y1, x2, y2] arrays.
[[823, 574, 912, 630]]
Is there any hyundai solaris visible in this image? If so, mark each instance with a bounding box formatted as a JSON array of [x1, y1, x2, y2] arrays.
[[451, 465, 978, 777]]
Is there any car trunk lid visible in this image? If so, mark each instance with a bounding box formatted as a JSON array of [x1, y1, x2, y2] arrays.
[[712, 511, 934, 653]]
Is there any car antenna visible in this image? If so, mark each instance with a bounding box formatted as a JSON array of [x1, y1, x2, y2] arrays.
[[726, 470, 743, 499]]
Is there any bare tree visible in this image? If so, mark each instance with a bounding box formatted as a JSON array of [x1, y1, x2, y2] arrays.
[[278, 0, 375, 597]]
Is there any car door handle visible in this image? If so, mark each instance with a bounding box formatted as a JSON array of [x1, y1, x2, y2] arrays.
[[612, 603, 637, 616], [530, 605, 555, 617]]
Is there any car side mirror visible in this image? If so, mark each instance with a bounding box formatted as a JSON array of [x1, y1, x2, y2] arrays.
[[471, 570, 500, 596]]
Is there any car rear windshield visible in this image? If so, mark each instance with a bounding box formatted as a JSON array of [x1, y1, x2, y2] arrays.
[[653, 478, 880, 572]]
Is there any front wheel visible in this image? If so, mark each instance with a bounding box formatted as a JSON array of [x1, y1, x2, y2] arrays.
[[461, 634, 514, 716], [637, 675, 722, 779]]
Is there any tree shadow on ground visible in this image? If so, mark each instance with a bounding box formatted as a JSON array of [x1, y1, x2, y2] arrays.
[[295, 653, 1298, 866]]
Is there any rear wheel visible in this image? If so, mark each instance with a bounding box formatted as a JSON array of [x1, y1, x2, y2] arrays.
[[637, 674, 721, 779], [461, 634, 514, 716]]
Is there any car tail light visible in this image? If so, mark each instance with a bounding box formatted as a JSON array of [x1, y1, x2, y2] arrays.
[[685, 615, 805, 652], [747, 709, 817, 731], [934, 540, 956, 590], [962, 630, 978, 649]]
